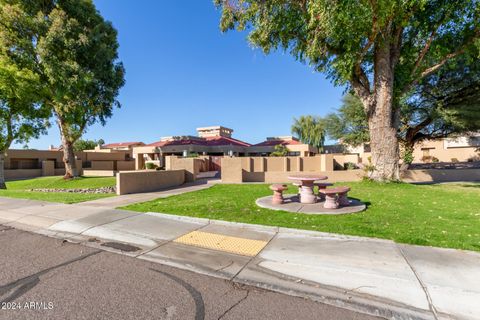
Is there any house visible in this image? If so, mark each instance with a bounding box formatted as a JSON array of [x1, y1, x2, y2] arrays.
[[248, 136, 318, 157]]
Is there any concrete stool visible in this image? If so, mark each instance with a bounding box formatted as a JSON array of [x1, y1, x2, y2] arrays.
[[337, 187, 351, 206], [319, 186, 351, 209], [314, 182, 333, 200], [269, 184, 288, 205]]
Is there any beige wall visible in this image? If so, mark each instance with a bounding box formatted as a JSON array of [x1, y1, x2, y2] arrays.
[[4, 159, 82, 181], [221, 155, 479, 183], [91, 161, 114, 170], [165, 156, 205, 182], [402, 168, 480, 183], [412, 140, 479, 162], [222, 156, 351, 183], [83, 151, 129, 161], [116, 161, 135, 171], [4, 169, 43, 180], [83, 170, 116, 177], [4, 149, 131, 180], [116, 170, 185, 195]]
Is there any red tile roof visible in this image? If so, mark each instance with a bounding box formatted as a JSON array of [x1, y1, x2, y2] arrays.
[[147, 136, 251, 148], [253, 139, 302, 147], [103, 142, 145, 148]]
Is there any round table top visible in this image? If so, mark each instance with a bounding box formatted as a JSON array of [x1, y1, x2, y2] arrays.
[[288, 175, 328, 181]]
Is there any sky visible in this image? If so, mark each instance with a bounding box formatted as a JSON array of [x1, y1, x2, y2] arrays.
[[19, 0, 345, 149]]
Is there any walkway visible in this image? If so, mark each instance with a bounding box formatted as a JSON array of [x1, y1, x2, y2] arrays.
[[79, 179, 219, 208], [0, 195, 479, 320]]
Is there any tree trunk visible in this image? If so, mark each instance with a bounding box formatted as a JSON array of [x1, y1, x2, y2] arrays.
[[368, 44, 400, 181], [62, 140, 78, 179], [57, 118, 78, 179], [0, 153, 6, 189]]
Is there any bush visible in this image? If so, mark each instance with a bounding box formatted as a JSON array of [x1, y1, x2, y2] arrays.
[[344, 162, 357, 170], [421, 155, 433, 163], [467, 154, 480, 162], [451, 158, 459, 163], [432, 157, 439, 163], [145, 162, 157, 170], [402, 147, 414, 165]]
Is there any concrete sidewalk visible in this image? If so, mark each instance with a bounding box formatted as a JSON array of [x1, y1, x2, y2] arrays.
[[0, 196, 479, 320]]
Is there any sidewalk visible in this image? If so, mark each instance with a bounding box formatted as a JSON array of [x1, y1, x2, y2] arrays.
[[0, 195, 479, 320]]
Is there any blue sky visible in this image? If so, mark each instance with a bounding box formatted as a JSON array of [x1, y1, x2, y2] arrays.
[[21, 0, 345, 149]]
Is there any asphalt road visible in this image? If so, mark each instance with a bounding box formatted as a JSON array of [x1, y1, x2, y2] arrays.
[[0, 226, 383, 320]]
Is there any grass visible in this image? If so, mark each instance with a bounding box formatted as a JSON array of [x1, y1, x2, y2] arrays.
[[0, 176, 116, 204], [123, 181, 480, 252]]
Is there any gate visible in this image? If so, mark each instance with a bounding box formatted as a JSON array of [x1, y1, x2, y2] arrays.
[[209, 156, 223, 172]]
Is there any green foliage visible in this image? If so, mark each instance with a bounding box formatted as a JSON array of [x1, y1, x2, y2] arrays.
[[0, 0, 125, 169], [73, 139, 104, 152], [215, 0, 479, 89], [324, 94, 369, 146], [0, 54, 50, 154], [215, 0, 480, 180], [270, 144, 289, 157], [145, 162, 157, 170], [291, 115, 325, 151], [402, 147, 414, 165], [124, 182, 480, 251], [344, 162, 357, 170]]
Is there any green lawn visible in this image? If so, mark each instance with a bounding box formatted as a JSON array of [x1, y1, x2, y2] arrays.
[[123, 181, 480, 252], [0, 176, 116, 204]]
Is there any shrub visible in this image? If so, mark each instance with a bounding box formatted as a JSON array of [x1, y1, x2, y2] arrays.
[[467, 154, 480, 162], [421, 155, 433, 163], [344, 162, 357, 170], [451, 158, 459, 163], [145, 162, 157, 170], [432, 157, 440, 163], [402, 147, 414, 165], [361, 157, 375, 180]]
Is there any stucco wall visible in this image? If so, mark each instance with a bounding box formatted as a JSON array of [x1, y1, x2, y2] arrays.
[[412, 140, 479, 162], [83, 170, 116, 177], [222, 156, 338, 183], [4, 169, 42, 180], [91, 161, 114, 170], [116, 161, 135, 171], [116, 170, 185, 195], [402, 168, 480, 182], [165, 156, 204, 182], [221, 156, 480, 183]]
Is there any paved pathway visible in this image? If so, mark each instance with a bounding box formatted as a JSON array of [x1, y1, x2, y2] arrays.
[[0, 195, 479, 320], [80, 180, 217, 208]]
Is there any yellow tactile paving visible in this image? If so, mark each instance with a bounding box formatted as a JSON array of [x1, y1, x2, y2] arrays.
[[173, 231, 268, 257]]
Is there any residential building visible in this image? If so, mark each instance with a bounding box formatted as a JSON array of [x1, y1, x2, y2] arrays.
[[248, 136, 318, 157]]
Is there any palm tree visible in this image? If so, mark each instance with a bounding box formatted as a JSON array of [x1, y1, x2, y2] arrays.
[[291, 115, 326, 152]]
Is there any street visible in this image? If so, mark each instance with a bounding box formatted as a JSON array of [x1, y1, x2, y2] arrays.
[[0, 226, 381, 320]]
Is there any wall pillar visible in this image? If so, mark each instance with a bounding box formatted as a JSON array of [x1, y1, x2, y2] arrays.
[[297, 157, 303, 172], [41, 160, 55, 176], [283, 157, 289, 172], [135, 154, 145, 170], [320, 154, 334, 171]]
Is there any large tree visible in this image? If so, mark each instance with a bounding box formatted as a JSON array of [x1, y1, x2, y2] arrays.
[[325, 58, 480, 158], [291, 115, 326, 151], [0, 0, 125, 179], [324, 94, 370, 147], [215, 0, 480, 181], [0, 57, 49, 189]]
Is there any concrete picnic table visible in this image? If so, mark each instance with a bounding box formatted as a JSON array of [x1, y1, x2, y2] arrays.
[[288, 174, 328, 204]]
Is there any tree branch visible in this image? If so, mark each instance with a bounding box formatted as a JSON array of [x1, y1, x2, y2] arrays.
[[419, 50, 465, 78]]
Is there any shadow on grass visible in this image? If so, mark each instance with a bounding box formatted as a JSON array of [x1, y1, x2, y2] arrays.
[[349, 197, 371, 209]]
